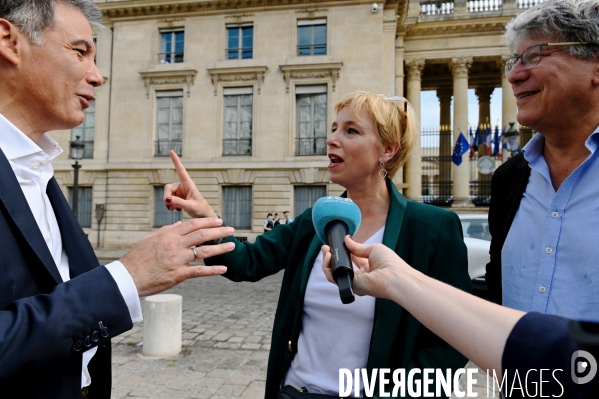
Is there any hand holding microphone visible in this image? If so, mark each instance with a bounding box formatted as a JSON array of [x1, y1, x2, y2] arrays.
[[312, 196, 361, 304]]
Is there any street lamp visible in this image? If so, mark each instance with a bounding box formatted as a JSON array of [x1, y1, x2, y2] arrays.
[[69, 135, 85, 221]]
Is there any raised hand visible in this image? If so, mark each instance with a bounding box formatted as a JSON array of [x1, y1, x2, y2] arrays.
[[164, 150, 216, 218], [322, 236, 406, 300], [120, 217, 234, 297]]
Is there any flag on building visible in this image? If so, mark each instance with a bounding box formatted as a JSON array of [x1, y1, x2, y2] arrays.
[[469, 127, 475, 157], [485, 125, 493, 154], [493, 126, 502, 156], [452, 132, 470, 166]]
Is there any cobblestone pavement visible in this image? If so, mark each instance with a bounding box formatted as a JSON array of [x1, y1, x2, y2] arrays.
[[110, 268, 282, 399], [101, 250, 496, 399]]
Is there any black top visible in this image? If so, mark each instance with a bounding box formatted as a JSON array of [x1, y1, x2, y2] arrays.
[[503, 312, 599, 398], [486, 153, 531, 304]]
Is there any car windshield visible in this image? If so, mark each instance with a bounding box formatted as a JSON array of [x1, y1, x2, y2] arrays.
[[461, 219, 491, 241]]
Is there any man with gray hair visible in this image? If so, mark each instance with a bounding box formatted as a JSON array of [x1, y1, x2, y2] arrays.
[[0, 1, 234, 397], [486, 0, 599, 321]]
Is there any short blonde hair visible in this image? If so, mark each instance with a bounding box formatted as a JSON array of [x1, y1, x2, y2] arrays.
[[334, 91, 417, 179]]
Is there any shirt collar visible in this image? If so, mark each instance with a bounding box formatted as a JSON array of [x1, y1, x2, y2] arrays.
[[523, 127, 599, 162], [0, 113, 63, 161]]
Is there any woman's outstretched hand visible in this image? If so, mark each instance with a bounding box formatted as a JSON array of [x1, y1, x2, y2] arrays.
[[164, 150, 217, 218], [322, 236, 407, 300]]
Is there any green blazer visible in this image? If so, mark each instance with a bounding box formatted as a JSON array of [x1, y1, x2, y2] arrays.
[[207, 179, 471, 398]]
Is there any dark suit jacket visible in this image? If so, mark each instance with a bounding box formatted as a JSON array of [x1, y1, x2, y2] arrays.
[[0, 148, 133, 398], [485, 153, 531, 304], [207, 179, 471, 399]]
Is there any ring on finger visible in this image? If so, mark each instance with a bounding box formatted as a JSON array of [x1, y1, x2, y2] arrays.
[[191, 247, 199, 262]]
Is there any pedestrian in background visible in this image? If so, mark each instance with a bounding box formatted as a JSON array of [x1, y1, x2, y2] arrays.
[[263, 213, 274, 232], [283, 211, 293, 224]]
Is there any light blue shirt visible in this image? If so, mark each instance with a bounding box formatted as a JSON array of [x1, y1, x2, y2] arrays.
[[502, 130, 599, 322]]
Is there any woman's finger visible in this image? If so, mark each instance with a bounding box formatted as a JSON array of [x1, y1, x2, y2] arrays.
[[170, 150, 194, 183], [321, 245, 336, 284]]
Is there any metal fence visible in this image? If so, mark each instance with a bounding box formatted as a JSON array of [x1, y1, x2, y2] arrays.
[[421, 126, 454, 206], [154, 140, 182, 157], [422, 125, 530, 207]]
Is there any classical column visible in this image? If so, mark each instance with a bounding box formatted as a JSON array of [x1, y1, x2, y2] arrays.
[[475, 87, 493, 128], [395, 37, 405, 97], [475, 86, 494, 156], [437, 88, 452, 197], [499, 57, 518, 162], [404, 59, 425, 201], [449, 56, 472, 207], [393, 38, 406, 189]]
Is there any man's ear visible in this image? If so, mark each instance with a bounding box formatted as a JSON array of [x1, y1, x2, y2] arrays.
[[592, 59, 599, 87], [0, 19, 21, 66]]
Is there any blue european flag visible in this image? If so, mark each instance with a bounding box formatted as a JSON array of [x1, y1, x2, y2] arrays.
[[452, 132, 469, 166]]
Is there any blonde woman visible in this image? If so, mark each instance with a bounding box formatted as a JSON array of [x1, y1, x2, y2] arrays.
[[164, 91, 471, 398]]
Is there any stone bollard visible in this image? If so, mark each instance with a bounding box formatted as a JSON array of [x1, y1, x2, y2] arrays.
[[142, 294, 182, 357]]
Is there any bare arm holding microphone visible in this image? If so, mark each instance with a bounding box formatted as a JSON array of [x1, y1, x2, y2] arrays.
[[322, 236, 524, 376], [322, 237, 599, 398]]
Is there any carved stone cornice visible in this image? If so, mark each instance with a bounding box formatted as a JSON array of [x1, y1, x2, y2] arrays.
[[295, 8, 328, 18], [225, 13, 255, 24], [279, 62, 343, 93], [449, 56, 472, 78], [99, 0, 359, 21], [139, 69, 197, 98], [207, 66, 268, 96], [405, 59, 425, 80], [497, 55, 511, 76], [404, 18, 508, 38]]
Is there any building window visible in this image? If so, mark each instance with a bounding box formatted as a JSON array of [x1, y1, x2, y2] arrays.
[[159, 29, 184, 64], [154, 186, 181, 227], [226, 24, 253, 59], [71, 99, 95, 159], [69, 187, 93, 228], [295, 85, 327, 156], [223, 87, 252, 156], [155, 91, 183, 157], [294, 186, 326, 216], [223, 186, 252, 229], [297, 19, 326, 56]]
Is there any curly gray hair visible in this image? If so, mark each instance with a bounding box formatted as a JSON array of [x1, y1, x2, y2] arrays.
[[505, 0, 599, 59], [0, 0, 103, 45]]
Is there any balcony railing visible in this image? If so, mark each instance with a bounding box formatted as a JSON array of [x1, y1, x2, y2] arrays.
[[295, 137, 327, 156], [82, 141, 94, 159], [154, 140, 182, 157], [297, 44, 327, 56], [223, 138, 252, 156], [158, 52, 184, 64], [420, 1, 454, 16], [467, 0, 502, 12], [226, 47, 253, 60], [517, 0, 543, 8]]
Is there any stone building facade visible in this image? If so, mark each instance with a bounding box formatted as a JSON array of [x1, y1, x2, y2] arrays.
[[49, 0, 536, 247]]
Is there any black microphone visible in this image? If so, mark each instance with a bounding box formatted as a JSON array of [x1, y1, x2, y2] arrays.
[[312, 197, 362, 304]]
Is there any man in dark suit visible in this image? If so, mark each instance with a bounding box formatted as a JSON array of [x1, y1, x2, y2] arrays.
[[0, 1, 234, 397]]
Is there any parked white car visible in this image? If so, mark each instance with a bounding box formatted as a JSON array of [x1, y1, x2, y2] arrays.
[[458, 213, 491, 294]]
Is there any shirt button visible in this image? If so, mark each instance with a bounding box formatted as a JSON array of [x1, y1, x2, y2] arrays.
[[551, 212, 559, 218], [539, 286, 547, 293], [545, 247, 553, 254], [32, 162, 40, 169], [41, 159, 48, 165]]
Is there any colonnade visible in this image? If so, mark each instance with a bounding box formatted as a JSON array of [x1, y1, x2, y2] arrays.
[[400, 56, 518, 206]]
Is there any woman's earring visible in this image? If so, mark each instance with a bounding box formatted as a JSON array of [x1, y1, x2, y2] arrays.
[[379, 159, 388, 180]]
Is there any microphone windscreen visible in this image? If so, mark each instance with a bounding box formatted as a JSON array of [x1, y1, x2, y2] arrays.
[[312, 196, 362, 245]]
